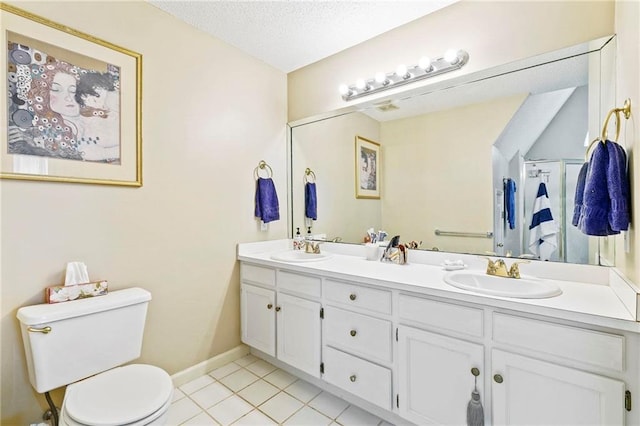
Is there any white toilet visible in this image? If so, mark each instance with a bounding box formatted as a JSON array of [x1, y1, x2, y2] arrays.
[[17, 287, 173, 426]]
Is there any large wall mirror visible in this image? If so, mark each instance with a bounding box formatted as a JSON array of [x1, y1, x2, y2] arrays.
[[288, 35, 617, 266]]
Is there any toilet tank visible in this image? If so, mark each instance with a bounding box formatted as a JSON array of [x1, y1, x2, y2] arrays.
[[17, 287, 152, 393]]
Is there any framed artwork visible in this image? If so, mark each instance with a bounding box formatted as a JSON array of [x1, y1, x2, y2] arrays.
[[355, 135, 380, 199], [1, 3, 142, 186]]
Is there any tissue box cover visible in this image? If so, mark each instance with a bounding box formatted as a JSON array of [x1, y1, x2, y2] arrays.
[[45, 280, 108, 304]]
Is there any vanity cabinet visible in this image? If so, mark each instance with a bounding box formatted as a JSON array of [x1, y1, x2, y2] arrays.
[[397, 293, 485, 425], [240, 283, 276, 356], [238, 256, 638, 426], [491, 312, 627, 425], [321, 279, 394, 410], [491, 350, 625, 425], [398, 326, 484, 425], [275, 292, 321, 377], [240, 264, 322, 378]]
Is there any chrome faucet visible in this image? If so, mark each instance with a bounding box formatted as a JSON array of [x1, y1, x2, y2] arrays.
[[481, 257, 530, 278]]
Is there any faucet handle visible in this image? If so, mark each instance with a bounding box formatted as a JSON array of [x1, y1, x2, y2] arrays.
[[478, 256, 496, 274], [508, 260, 530, 279]]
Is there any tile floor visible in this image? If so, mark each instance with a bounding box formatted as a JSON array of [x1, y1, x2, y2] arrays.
[[167, 354, 394, 425]]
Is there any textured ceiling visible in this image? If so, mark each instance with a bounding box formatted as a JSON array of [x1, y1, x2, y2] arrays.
[[149, 0, 458, 73]]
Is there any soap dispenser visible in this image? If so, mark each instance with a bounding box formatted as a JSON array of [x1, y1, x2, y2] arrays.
[[306, 227, 313, 240], [293, 228, 304, 250]]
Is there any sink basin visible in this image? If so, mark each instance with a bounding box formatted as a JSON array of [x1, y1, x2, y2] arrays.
[[443, 271, 562, 299], [270, 250, 333, 263]]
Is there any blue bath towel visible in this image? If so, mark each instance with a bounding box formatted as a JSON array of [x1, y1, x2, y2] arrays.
[[571, 162, 589, 227], [505, 178, 517, 230], [578, 140, 629, 235], [305, 182, 317, 220], [255, 178, 280, 223], [578, 141, 612, 235], [528, 182, 558, 261]]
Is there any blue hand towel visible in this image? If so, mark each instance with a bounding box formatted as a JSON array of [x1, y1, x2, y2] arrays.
[[528, 182, 558, 261], [505, 178, 517, 230], [607, 141, 630, 232], [571, 162, 588, 227], [578, 141, 621, 236], [254, 178, 280, 223], [305, 182, 317, 220]]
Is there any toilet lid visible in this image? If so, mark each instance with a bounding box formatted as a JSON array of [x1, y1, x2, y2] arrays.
[[64, 364, 173, 426]]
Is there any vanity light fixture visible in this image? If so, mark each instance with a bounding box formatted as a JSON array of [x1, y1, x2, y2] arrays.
[[339, 49, 469, 101]]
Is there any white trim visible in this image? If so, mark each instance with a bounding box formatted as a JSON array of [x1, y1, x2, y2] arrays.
[[170, 344, 250, 387]]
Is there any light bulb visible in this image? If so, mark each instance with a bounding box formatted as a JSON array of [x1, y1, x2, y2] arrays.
[[356, 78, 366, 90], [395, 64, 409, 79], [444, 49, 459, 64], [339, 84, 350, 95], [418, 56, 432, 71], [375, 72, 387, 84]]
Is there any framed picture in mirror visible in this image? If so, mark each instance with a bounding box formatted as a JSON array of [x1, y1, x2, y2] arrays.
[[355, 135, 380, 199], [1, 3, 142, 187]]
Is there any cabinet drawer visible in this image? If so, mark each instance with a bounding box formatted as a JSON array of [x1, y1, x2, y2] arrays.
[[324, 280, 391, 315], [324, 306, 392, 364], [241, 263, 275, 287], [399, 294, 483, 338], [278, 271, 321, 298], [493, 313, 625, 372], [323, 346, 392, 410]]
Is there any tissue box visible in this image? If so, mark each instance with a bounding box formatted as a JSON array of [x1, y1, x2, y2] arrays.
[[45, 280, 108, 304]]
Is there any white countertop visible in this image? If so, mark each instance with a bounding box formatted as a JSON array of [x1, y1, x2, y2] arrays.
[[238, 240, 640, 333]]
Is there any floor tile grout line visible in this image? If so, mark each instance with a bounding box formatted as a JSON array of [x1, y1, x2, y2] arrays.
[[175, 360, 388, 426]]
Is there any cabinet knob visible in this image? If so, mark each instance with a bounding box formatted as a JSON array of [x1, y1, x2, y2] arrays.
[[267, 303, 273, 310], [349, 293, 357, 301], [493, 374, 504, 384], [275, 306, 281, 312], [349, 375, 357, 382], [350, 329, 357, 337], [471, 367, 480, 377]]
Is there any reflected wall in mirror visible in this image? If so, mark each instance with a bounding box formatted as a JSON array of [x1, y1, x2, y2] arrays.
[[289, 35, 616, 266]]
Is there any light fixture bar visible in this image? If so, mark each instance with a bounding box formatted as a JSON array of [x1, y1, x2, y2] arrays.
[[340, 50, 469, 101]]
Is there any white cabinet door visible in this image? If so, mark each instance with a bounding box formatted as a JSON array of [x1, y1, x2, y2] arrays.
[[492, 350, 625, 425], [276, 292, 322, 378], [240, 284, 276, 356], [398, 325, 485, 425]]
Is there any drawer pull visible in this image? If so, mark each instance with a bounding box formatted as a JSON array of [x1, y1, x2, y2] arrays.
[[350, 329, 357, 337], [275, 306, 281, 312], [493, 374, 503, 384], [349, 375, 357, 382], [267, 303, 273, 310], [28, 326, 52, 334], [471, 367, 480, 377], [349, 293, 357, 301]]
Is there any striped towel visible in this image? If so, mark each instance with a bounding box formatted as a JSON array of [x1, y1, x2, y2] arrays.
[[528, 182, 558, 261]]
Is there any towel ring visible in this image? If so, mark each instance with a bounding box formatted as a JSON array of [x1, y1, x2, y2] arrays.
[[304, 168, 316, 184], [584, 137, 601, 162], [601, 98, 632, 141], [254, 160, 273, 180]]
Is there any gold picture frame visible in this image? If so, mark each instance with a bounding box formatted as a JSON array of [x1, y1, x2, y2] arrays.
[[355, 135, 380, 199], [1, 3, 142, 187]]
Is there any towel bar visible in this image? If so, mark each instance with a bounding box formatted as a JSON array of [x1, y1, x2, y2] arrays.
[[435, 229, 493, 238]]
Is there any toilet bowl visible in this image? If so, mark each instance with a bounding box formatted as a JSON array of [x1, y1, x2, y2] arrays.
[[59, 364, 173, 426]]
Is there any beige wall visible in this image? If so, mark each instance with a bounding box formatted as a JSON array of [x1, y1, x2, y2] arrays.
[[380, 94, 526, 253], [291, 113, 381, 242], [288, 1, 615, 122], [615, 0, 639, 283], [0, 1, 287, 423]]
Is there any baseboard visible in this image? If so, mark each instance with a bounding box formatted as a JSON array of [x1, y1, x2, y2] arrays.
[[170, 344, 251, 387]]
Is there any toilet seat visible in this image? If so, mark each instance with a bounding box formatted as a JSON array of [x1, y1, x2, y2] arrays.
[[61, 364, 173, 426]]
